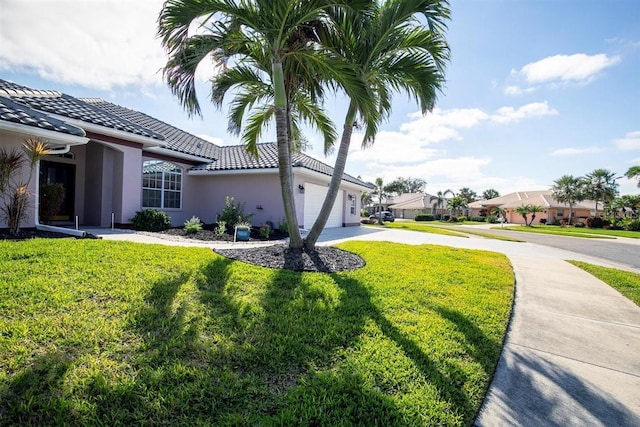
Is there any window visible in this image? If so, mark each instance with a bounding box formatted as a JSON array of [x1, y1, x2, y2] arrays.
[[349, 194, 356, 215], [142, 160, 182, 209]]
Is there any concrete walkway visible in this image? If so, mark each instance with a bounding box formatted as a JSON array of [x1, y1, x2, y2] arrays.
[[89, 226, 640, 426]]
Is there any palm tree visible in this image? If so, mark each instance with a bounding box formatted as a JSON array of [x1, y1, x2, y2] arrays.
[[447, 195, 467, 218], [551, 174, 584, 225], [157, 0, 368, 249], [302, 0, 450, 248], [515, 204, 530, 225], [625, 165, 640, 187], [491, 206, 507, 226], [581, 168, 619, 217], [430, 189, 453, 218], [375, 177, 385, 223], [528, 205, 544, 225]]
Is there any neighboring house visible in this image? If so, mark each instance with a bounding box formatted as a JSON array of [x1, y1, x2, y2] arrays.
[[0, 79, 373, 232], [468, 190, 598, 225], [387, 192, 436, 219]]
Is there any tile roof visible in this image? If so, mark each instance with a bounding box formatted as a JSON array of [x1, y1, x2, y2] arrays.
[[81, 98, 218, 160], [0, 79, 164, 141], [472, 190, 597, 210], [388, 193, 436, 210], [193, 143, 373, 188], [0, 95, 86, 137]]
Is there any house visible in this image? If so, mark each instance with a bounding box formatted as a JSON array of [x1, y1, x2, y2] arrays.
[[468, 190, 598, 225], [386, 192, 437, 219], [0, 79, 373, 233]]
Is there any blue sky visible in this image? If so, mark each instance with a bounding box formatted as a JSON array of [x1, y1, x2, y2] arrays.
[[1, 0, 639, 196]]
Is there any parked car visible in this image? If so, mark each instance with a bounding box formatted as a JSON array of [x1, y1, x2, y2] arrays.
[[369, 211, 395, 222]]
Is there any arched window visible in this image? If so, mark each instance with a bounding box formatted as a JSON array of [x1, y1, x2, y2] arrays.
[[142, 160, 182, 209]]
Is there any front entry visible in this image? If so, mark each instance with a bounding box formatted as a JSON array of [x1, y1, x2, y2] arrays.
[[40, 160, 75, 221]]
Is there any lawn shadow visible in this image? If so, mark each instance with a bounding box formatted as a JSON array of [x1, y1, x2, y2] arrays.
[[0, 350, 80, 425]]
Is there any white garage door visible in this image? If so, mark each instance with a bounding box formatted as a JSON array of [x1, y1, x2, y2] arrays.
[[303, 183, 343, 228]]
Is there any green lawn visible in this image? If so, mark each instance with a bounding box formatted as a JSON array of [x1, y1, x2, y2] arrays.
[[568, 261, 640, 307], [501, 225, 638, 239], [372, 221, 525, 242], [369, 221, 470, 237], [0, 239, 514, 426]]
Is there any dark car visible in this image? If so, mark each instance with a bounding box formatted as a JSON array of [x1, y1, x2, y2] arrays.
[[369, 211, 395, 222]]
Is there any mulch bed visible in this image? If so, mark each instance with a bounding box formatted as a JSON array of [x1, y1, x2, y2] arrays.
[[1, 227, 365, 273], [215, 245, 365, 273]]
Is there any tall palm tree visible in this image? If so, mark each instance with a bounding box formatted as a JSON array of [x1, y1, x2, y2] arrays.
[[430, 189, 452, 218], [302, 0, 450, 248], [375, 177, 385, 223], [551, 174, 584, 225], [625, 165, 640, 187], [581, 168, 619, 217], [157, 0, 368, 249]]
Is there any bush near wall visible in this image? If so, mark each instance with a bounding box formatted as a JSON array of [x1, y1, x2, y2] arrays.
[[470, 216, 487, 222], [414, 213, 435, 221]]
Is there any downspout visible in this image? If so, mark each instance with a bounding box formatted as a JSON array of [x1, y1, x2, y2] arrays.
[[35, 145, 86, 237]]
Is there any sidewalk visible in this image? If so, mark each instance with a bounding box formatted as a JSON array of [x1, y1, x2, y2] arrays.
[[89, 226, 640, 426]]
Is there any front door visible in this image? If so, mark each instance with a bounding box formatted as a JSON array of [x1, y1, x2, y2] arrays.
[[40, 160, 75, 221]]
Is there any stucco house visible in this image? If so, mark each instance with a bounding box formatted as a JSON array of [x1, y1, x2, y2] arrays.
[[468, 190, 598, 225], [386, 192, 437, 220], [0, 79, 372, 234]]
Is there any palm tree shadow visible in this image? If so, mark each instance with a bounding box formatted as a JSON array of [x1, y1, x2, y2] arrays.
[[0, 350, 79, 424]]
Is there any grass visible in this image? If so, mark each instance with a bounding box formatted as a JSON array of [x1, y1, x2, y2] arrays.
[[372, 221, 525, 242], [0, 239, 514, 426], [568, 261, 640, 307], [501, 225, 638, 239], [369, 221, 470, 237]]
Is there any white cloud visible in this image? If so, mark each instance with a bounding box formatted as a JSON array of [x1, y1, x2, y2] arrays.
[[490, 101, 558, 124], [517, 53, 621, 84], [614, 131, 640, 150], [550, 147, 605, 156], [504, 85, 536, 96], [197, 134, 225, 145], [0, 0, 196, 90]]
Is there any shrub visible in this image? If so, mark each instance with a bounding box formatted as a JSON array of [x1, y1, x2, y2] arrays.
[[278, 217, 288, 232], [130, 209, 171, 231], [217, 196, 253, 229], [458, 215, 469, 222], [574, 222, 585, 228], [414, 213, 434, 222], [625, 219, 640, 232], [585, 216, 604, 229], [215, 221, 226, 236], [487, 215, 498, 224], [470, 216, 486, 222], [184, 216, 203, 234], [539, 218, 547, 225], [259, 223, 271, 239], [39, 182, 65, 224]]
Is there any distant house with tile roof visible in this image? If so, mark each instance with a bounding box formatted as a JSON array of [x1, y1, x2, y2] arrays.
[[0, 79, 372, 232], [385, 192, 437, 219], [468, 190, 598, 224]]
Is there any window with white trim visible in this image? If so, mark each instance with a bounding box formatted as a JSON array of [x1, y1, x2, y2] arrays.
[[349, 194, 356, 215], [142, 160, 182, 209]]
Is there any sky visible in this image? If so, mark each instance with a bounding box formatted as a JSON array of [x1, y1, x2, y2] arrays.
[[1, 0, 639, 197]]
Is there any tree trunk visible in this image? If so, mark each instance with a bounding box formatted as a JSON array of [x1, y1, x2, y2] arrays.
[[303, 103, 357, 250], [273, 61, 302, 248]]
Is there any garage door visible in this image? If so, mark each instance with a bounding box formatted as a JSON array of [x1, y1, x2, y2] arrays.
[[303, 183, 343, 228]]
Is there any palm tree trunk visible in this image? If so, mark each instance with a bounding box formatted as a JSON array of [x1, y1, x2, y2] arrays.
[[273, 61, 302, 248], [303, 103, 356, 250]]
